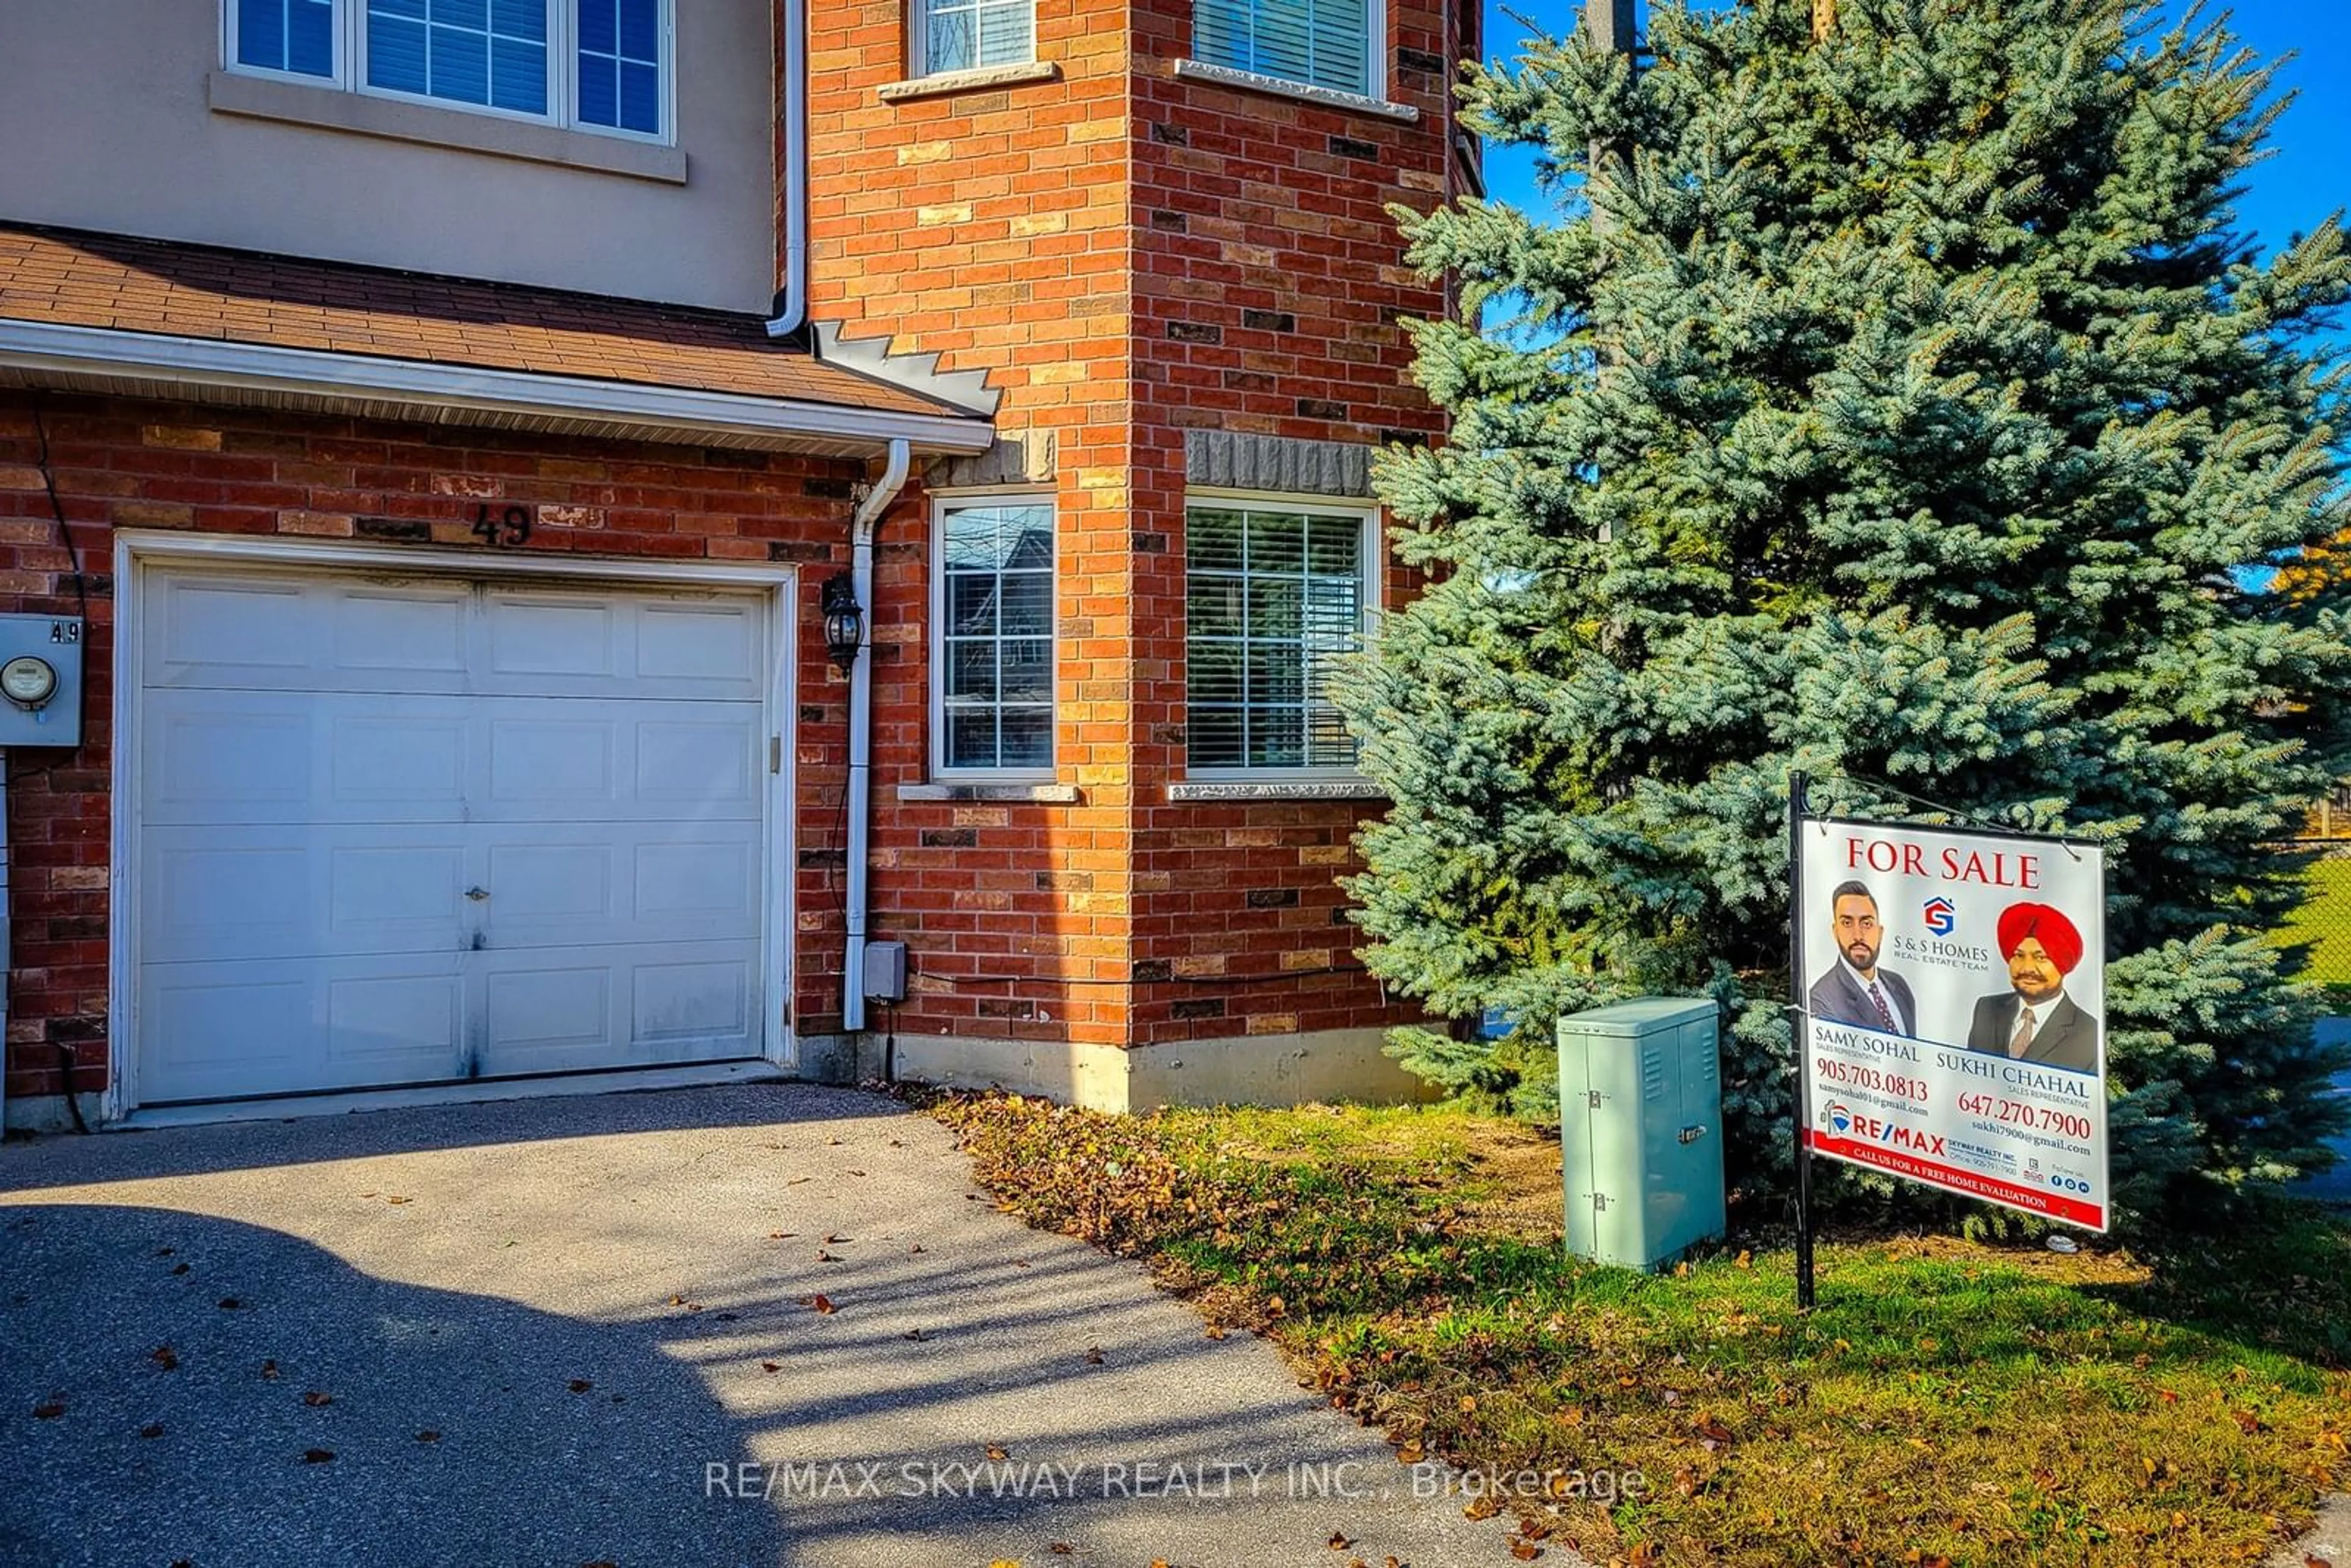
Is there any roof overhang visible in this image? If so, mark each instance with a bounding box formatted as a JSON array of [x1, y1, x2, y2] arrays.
[[0, 318, 997, 459]]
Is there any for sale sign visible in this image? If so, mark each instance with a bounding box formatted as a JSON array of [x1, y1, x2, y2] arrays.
[[1796, 817, 2109, 1231]]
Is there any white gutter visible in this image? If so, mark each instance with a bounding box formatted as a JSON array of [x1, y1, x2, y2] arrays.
[[0, 321, 993, 455], [842, 437, 910, 1033], [765, 0, 809, 339]]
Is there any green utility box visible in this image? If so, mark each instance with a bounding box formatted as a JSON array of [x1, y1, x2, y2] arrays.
[[1556, 998, 1727, 1271]]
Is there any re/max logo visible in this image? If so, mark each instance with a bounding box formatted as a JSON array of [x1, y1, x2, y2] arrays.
[[1828, 1105, 1946, 1158]]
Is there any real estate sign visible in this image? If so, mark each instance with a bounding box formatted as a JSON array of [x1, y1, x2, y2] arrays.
[[1796, 817, 2109, 1232]]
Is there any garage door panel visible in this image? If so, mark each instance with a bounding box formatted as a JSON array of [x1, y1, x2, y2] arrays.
[[476, 822, 759, 945], [141, 955, 466, 1103], [148, 575, 474, 694], [631, 951, 754, 1046], [144, 691, 474, 826], [477, 588, 763, 700], [480, 702, 762, 821], [331, 713, 468, 805], [143, 823, 470, 963], [476, 942, 758, 1075], [634, 719, 757, 808], [637, 601, 760, 682], [134, 565, 777, 1106], [148, 706, 311, 816]]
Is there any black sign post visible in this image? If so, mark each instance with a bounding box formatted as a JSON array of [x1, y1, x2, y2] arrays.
[[1787, 768, 1818, 1311]]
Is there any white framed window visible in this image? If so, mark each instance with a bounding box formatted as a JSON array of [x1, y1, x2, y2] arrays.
[[933, 495, 1057, 779], [1193, 0, 1378, 97], [1184, 493, 1376, 776], [222, 0, 672, 141], [913, 0, 1035, 76]]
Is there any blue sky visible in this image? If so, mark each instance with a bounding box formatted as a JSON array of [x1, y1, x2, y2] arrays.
[[1476, 1, 2351, 269]]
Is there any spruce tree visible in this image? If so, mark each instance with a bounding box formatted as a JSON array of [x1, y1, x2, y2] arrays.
[[1340, 0, 2351, 1214]]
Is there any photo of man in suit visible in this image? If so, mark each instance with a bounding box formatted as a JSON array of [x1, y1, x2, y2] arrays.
[[1968, 902, 2099, 1073], [1808, 880, 1918, 1036]]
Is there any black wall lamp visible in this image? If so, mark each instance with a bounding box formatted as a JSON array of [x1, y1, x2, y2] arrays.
[[820, 573, 864, 672]]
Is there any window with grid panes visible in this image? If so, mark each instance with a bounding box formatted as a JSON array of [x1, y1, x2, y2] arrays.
[[917, 0, 1033, 75], [1185, 502, 1368, 773], [936, 500, 1055, 775], [225, 0, 669, 138]]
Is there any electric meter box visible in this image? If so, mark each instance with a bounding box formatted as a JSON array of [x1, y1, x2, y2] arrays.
[[0, 613, 83, 748], [1556, 997, 1727, 1272]]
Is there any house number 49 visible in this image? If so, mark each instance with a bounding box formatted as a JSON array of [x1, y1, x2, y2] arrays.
[[472, 504, 534, 547]]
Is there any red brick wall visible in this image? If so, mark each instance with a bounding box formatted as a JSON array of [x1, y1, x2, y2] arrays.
[[800, 0, 1468, 1054], [805, 0, 1141, 1047], [0, 392, 868, 1105], [1122, 0, 1459, 1045]]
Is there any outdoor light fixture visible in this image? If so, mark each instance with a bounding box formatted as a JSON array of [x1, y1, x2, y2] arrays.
[[820, 573, 864, 672]]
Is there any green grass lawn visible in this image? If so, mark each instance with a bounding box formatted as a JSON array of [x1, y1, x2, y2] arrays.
[[920, 1092, 2351, 1568]]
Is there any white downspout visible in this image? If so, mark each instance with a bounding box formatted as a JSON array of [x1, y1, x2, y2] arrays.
[[842, 438, 910, 1033], [764, 0, 809, 339]]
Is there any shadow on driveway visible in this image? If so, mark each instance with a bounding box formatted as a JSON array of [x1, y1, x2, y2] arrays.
[[0, 1083, 1504, 1568]]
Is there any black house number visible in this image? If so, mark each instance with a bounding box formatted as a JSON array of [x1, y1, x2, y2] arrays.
[[472, 504, 534, 547]]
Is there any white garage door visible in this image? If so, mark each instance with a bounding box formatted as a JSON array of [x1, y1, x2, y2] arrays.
[[133, 566, 777, 1105]]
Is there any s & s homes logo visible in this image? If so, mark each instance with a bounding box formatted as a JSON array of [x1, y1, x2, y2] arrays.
[[1921, 896, 1957, 937]]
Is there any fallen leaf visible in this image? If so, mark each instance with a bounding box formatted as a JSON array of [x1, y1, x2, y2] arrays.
[[823, 1232, 847, 1245], [1267, 1294, 1286, 1316], [1510, 1542, 1543, 1561], [260, 1360, 280, 1380], [302, 1449, 334, 1463], [303, 1391, 332, 1408], [140, 1423, 164, 1438], [1329, 1530, 1352, 1549], [816, 1251, 838, 1264], [1049, 1545, 1073, 1556], [151, 1345, 179, 1371], [762, 1362, 782, 1373], [32, 1401, 64, 1419], [1397, 1440, 1424, 1463], [218, 1297, 242, 1310], [1735, 1250, 1752, 1270], [768, 1232, 795, 1240], [1205, 1326, 1227, 1340], [787, 1177, 812, 1187], [568, 1380, 594, 1394], [1084, 1346, 1104, 1365], [809, 1295, 838, 1315], [987, 1444, 1011, 1461], [170, 1263, 190, 1275], [388, 1196, 412, 1206], [845, 1169, 866, 1177], [1464, 1494, 1501, 1520], [417, 1430, 441, 1442]]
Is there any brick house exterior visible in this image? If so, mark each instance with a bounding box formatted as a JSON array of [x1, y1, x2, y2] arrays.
[[0, 0, 1472, 1127]]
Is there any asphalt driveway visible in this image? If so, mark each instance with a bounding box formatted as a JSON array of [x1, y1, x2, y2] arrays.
[[0, 1083, 1521, 1568]]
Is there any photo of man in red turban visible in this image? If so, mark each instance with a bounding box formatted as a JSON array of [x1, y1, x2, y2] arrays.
[[1966, 901, 2099, 1073]]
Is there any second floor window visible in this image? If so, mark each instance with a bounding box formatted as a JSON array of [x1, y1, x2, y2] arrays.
[[1193, 0, 1374, 97], [226, 0, 670, 140], [917, 0, 1033, 76]]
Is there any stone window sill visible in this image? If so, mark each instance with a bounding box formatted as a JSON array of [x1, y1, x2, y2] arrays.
[[1171, 59, 1419, 123], [897, 781, 1083, 803], [877, 61, 1061, 103], [208, 72, 688, 184], [1168, 779, 1387, 802]]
